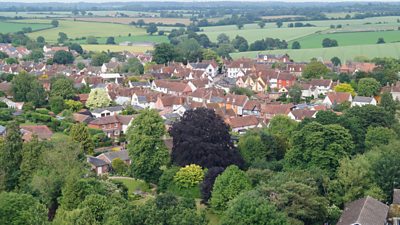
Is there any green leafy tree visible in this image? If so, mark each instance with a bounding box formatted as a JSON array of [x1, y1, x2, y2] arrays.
[[121, 57, 144, 74], [217, 33, 230, 44], [210, 165, 252, 212], [0, 122, 23, 191], [53, 50, 74, 64], [57, 32, 68, 43], [64, 100, 83, 112], [276, 20, 283, 28], [334, 83, 356, 96], [328, 153, 386, 207], [377, 37, 385, 44], [86, 36, 98, 45], [36, 36, 45, 44], [69, 43, 83, 54], [267, 115, 298, 141], [85, 88, 111, 109], [127, 109, 169, 183], [331, 56, 341, 66], [173, 164, 204, 188], [0, 192, 48, 224], [11, 72, 46, 107], [380, 92, 397, 115], [70, 123, 94, 155], [146, 23, 158, 35], [50, 76, 76, 99], [288, 84, 302, 104], [258, 21, 266, 28], [291, 41, 301, 49], [90, 52, 110, 66], [302, 59, 330, 79], [357, 78, 381, 96], [365, 126, 397, 150], [106, 36, 116, 45], [26, 49, 44, 62], [153, 43, 179, 65], [50, 96, 65, 114], [177, 38, 203, 63], [51, 19, 59, 27], [220, 191, 289, 225], [112, 158, 129, 175], [285, 122, 354, 176]]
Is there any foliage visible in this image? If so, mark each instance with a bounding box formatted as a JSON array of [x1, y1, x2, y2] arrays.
[[229, 86, 253, 97], [53, 50, 74, 64], [177, 38, 203, 63], [158, 166, 180, 193], [288, 84, 302, 104], [86, 36, 98, 45], [210, 165, 251, 212], [267, 115, 298, 141], [70, 123, 94, 155], [302, 59, 330, 79], [50, 76, 76, 99], [127, 109, 169, 183], [49, 96, 65, 114], [112, 158, 129, 176], [90, 52, 110, 66], [200, 167, 225, 204], [365, 126, 397, 150], [285, 122, 354, 176], [220, 191, 289, 225], [0, 192, 48, 224], [0, 122, 23, 191], [334, 83, 355, 96], [11, 72, 46, 107], [153, 43, 179, 65], [331, 56, 342, 66], [121, 57, 144, 74], [146, 23, 158, 35], [322, 38, 338, 48], [380, 92, 397, 115], [170, 108, 244, 169], [85, 88, 111, 109], [357, 77, 381, 96], [173, 164, 204, 188], [69, 43, 83, 54], [291, 41, 301, 49], [64, 100, 83, 112], [51, 19, 59, 27]]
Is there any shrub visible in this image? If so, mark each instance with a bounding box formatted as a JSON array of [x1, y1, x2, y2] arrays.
[[173, 164, 205, 188]]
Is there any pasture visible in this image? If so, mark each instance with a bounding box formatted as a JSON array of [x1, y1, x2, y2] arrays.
[[69, 17, 192, 25], [0, 21, 52, 33], [291, 30, 400, 49], [231, 42, 400, 62], [75, 35, 168, 45], [199, 26, 328, 43], [20, 19, 147, 42], [81, 44, 153, 53]]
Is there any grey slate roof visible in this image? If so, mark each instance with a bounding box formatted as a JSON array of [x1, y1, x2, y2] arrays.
[[87, 156, 108, 167], [337, 196, 389, 225], [353, 96, 374, 103], [102, 150, 130, 162]]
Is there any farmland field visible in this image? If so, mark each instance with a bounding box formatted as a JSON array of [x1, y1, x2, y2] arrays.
[[68, 17, 192, 25], [0, 21, 52, 33], [231, 42, 400, 62], [291, 30, 400, 49], [81, 44, 153, 53], [19, 19, 147, 42], [199, 26, 328, 43], [75, 35, 168, 45], [0, 11, 71, 18]]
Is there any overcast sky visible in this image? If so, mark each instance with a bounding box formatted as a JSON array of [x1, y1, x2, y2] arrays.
[[1, 0, 400, 2]]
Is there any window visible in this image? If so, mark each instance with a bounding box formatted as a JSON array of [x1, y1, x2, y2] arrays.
[[102, 125, 106, 129], [115, 123, 118, 128]]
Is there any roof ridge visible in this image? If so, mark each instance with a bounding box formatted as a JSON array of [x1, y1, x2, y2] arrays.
[[356, 196, 370, 223]]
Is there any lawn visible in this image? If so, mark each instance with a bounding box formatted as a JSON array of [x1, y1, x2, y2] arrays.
[[109, 177, 150, 193], [75, 35, 168, 45], [231, 42, 400, 62], [81, 44, 153, 53], [199, 26, 327, 43], [291, 30, 400, 49], [0, 21, 52, 33], [21, 19, 147, 42]]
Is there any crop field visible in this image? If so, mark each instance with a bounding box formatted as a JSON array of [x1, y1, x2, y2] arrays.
[[199, 26, 328, 43], [231, 42, 400, 62], [0, 21, 52, 33], [18, 19, 147, 42], [69, 17, 192, 25], [0, 11, 71, 18], [74, 35, 168, 45], [81, 44, 153, 53], [290, 30, 400, 49]]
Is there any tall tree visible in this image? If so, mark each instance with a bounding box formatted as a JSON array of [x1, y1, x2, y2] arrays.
[[153, 43, 178, 65], [200, 167, 225, 204], [380, 92, 397, 115], [210, 165, 252, 212], [53, 50, 74, 65], [127, 109, 169, 183], [302, 59, 330, 79], [0, 122, 23, 191], [50, 76, 76, 99], [11, 72, 46, 107], [170, 108, 244, 169], [70, 123, 94, 155], [85, 88, 111, 109], [357, 77, 381, 96], [220, 191, 289, 225]]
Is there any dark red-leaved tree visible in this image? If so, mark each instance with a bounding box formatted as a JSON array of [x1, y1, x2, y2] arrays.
[[170, 108, 244, 169]]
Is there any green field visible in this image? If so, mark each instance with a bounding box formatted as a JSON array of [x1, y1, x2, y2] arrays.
[[82, 44, 153, 53], [75, 35, 168, 44], [0, 11, 71, 18], [200, 26, 327, 43], [291, 30, 400, 48], [231, 42, 400, 62], [20, 19, 146, 42], [0, 21, 52, 33]]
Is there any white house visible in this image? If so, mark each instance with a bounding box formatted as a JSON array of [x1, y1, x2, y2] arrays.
[[91, 106, 124, 118], [323, 92, 353, 108], [351, 96, 377, 107], [99, 73, 123, 84]]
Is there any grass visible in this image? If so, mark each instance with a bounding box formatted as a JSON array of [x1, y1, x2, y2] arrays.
[[166, 183, 201, 199], [81, 44, 153, 53], [20, 19, 146, 42], [291, 30, 400, 48], [74, 35, 168, 45], [110, 177, 150, 193], [196, 199, 220, 225], [0, 21, 52, 33], [199, 26, 327, 43], [231, 42, 400, 62], [69, 17, 192, 25]]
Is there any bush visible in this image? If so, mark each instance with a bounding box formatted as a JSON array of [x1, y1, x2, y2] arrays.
[[173, 164, 205, 188], [158, 166, 180, 192], [112, 158, 129, 176]]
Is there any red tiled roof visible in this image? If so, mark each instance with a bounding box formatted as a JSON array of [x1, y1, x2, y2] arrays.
[[327, 92, 351, 104], [227, 115, 260, 128]]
